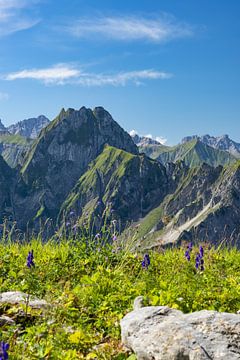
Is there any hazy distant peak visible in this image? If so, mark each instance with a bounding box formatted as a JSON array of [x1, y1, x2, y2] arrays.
[[182, 134, 240, 158]]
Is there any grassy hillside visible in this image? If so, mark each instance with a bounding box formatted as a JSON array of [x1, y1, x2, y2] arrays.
[[0, 235, 239, 359], [140, 139, 236, 167], [0, 134, 33, 146]]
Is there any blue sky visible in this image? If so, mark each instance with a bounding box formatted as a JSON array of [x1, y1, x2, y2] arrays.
[[0, 0, 239, 144]]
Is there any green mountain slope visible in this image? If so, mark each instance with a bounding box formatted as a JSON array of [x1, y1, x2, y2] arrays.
[[142, 139, 236, 167], [0, 134, 33, 168], [60, 145, 169, 232]]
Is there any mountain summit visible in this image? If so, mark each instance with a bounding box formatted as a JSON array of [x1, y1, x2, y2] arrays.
[[7, 115, 50, 139]]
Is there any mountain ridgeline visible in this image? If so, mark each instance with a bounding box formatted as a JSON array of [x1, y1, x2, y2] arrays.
[[0, 106, 240, 247]]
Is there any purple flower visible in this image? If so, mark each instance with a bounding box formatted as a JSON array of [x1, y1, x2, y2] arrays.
[[185, 242, 192, 261], [112, 235, 117, 241], [185, 250, 190, 261], [142, 254, 150, 269], [199, 246, 204, 258], [69, 211, 75, 216], [195, 254, 200, 269], [95, 233, 101, 239], [0, 341, 9, 360], [27, 250, 35, 268], [65, 221, 71, 227], [196, 253, 205, 271]]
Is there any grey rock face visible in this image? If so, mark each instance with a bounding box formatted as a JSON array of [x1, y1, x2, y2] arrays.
[[121, 305, 240, 359], [7, 115, 50, 139], [0, 291, 49, 309], [0, 119, 7, 132]]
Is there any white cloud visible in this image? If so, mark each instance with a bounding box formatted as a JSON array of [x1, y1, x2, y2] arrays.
[[66, 14, 193, 42], [144, 134, 153, 139], [0, 92, 9, 101], [3, 64, 173, 86], [130, 130, 168, 145], [156, 136, 167, 145], [129, 130, 138, 136], [0, 0, 40, 36], [5, 64, 81, 84]]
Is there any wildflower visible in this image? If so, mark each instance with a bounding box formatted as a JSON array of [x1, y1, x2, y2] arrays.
[[195, 253, 200, 269], [112, 234, 117, 241], [65, 221, 71, 227], [69, 211, 75, 216], [95, 233, 101, 239], [184, 242, 192, 261], [142, 253, 150, 269], [27, 250, 35, 268], [0, 341, 9, 360], [196, 249, 205, 271], [185, 250, 190, 261]]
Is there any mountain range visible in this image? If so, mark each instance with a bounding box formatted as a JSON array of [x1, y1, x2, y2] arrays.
[[0, 107, 240, 247]]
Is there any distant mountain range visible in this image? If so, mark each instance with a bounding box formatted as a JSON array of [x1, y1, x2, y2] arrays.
[[131, 133, 240, 167], [0, 108, 240, 248], [0, 115, 49, 167], [181, 134, 240, 158]]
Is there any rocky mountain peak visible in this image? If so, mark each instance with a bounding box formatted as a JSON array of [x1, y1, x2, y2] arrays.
[[0, 119, 7, 132], [7, 115, 50, 139]]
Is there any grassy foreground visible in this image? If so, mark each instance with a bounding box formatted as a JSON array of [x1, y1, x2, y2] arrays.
[[0, 238, 240, 359]]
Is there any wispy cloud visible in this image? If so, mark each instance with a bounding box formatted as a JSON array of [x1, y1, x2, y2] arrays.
[[144, 134, 167, 144], [0, 91, 9, 101], [129, 130, 167, 145], [3, 64, 173, 86], [66, 13, 193, 42], [0, 0, 40, 36]]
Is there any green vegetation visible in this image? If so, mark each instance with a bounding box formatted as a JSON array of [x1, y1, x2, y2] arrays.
[[0, 235, 239, 359], [0, 134, 33, 146], [61, 145, 136, 214], [141, 139, 237, 168]]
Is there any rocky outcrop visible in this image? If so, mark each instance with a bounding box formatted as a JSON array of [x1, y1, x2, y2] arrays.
[[121, 305, 240, 359], [0, 291, 48, 309], [7, 115, 50, 139], [0, 134, 33, 168], [0, 119, 7, 132]]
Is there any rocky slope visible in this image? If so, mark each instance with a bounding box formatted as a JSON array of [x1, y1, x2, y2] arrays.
[[0, 134, 33, 168], [7, 115, 50, 139], [136, 161, 240, 248], [0, 115, 49, 167], [182, 134, 240, 158]]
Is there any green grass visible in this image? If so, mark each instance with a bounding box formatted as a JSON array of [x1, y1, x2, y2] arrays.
[[0, 237, 239, 359], [0, 134, 33, 146]]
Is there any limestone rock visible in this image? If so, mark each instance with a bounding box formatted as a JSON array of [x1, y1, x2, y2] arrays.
[[0, 291, 49, 309], [121, 305, 240, 359], [0, 315, 15, 326]]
